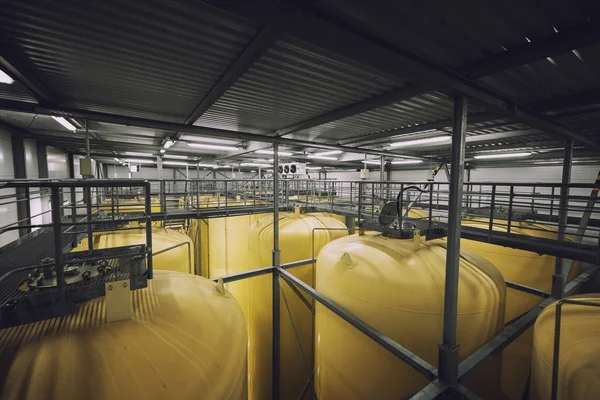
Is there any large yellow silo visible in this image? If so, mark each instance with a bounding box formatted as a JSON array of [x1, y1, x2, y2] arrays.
[[247, 212, 348, 400], [315, 232, 506, 399], [0, 271, 247, 400], [529, 294, 600, 400], [74, 228, 194, 274], [460, 218, 581, 399]]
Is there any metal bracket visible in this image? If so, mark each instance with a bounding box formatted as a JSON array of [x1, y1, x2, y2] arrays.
[[105, 279, 132, 322]]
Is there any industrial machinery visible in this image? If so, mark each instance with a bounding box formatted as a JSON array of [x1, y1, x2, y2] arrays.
[[278, 162, 307, 177], [246, 211, 348, 400], [314, 232, 506, 399], [0, 271, 248, 400], [530, 294, 600, 400], [75, 227, 194, 275]]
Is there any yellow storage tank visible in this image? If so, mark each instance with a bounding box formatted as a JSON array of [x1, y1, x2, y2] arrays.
[[0, 270, 247, 400], [530, 294, 600, 400], [247, 212, 348, 400], [460, 218, 581, 399], [315, 232, 506, 399], [186, 213, 270, 278], [75, 228, 194, 274]]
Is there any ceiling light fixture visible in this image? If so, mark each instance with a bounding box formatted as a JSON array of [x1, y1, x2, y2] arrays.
[[474, 152, 531, 159], [163, 139, 175, 149], [307, 155, 338, 161], [163, 161, 192, 166], [256, 150, 293, 156], [390, 136, 450, 148], [123, 158, 155, 164], [163, 154, 189, 159], [241, 162, 273, 168], [160, 149, 166, 153], [306, 166, 323, 170], [51, 116, 77, 131], [197, 163, 218, 168], [391, 160, 424, 165], [187, 142, 239, 151], [362, 160, 381, 165], [313, 150, 343, 157], [0, 69, 14, 84]]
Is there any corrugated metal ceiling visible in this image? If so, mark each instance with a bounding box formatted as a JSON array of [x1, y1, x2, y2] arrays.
[[0, 0, 258, 121], [194, 35, 401, 133]]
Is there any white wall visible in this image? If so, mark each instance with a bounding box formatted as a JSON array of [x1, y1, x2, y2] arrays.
[[0, 129, 18, 247], [23, 139, 45, 230]]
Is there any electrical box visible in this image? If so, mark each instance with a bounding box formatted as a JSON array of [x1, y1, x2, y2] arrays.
[[129, 165, 140, 173], [427, 170, 435, 181], [360, 168, 369, 179], [80, 158, 93, 178]]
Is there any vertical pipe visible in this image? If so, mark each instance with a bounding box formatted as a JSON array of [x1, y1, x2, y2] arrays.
[[272, 143, 281, 400], [380, 155, 385, 206], [553, 139, 573, 298], [145, 183, 153, 279], [50, 186, 65, 302], [84, 187, 93, 251], [438, 95, 468, 385], [68, 153, 77, 247], [507, 186, 514, 233], [488, 185, 496, 242]]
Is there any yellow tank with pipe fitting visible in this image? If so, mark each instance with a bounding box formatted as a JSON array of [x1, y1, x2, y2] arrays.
[[314, 232, 506, 399], [247, 211, 348, 400], [0, 271, 247, 400]]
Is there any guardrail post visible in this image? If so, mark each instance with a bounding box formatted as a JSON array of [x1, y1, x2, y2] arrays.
[[50, 186, 65, 302]]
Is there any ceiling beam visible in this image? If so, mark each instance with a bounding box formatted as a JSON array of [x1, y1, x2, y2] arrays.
[[175, 25, 282, 139], [0, 42, 57, 104], [460, 20, 600, 79], [0, 99, 428, 160], [530, 90, 600, 113], [206, 2, 597, 147], [341, 112, 498, 146], [274, 84, 427, 136]]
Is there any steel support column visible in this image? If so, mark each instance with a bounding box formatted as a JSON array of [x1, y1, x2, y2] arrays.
[[157, 156, 163, 179], [438, 95, 468, 385], [11, 135, 31, 236], [272, 143, 281, 400], [552, 139, 573, 298]]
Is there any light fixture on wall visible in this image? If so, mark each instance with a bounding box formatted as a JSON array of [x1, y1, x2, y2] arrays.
[[51, 116, 77, 131], [390, 135, 450, 148], [474, 152, 531, 159], [197, 163, 218, 168], [0, 69, 14, 84], [362, 159, 381, 165], [391, 159, 424, 165], [187, 142, 240, 151]]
